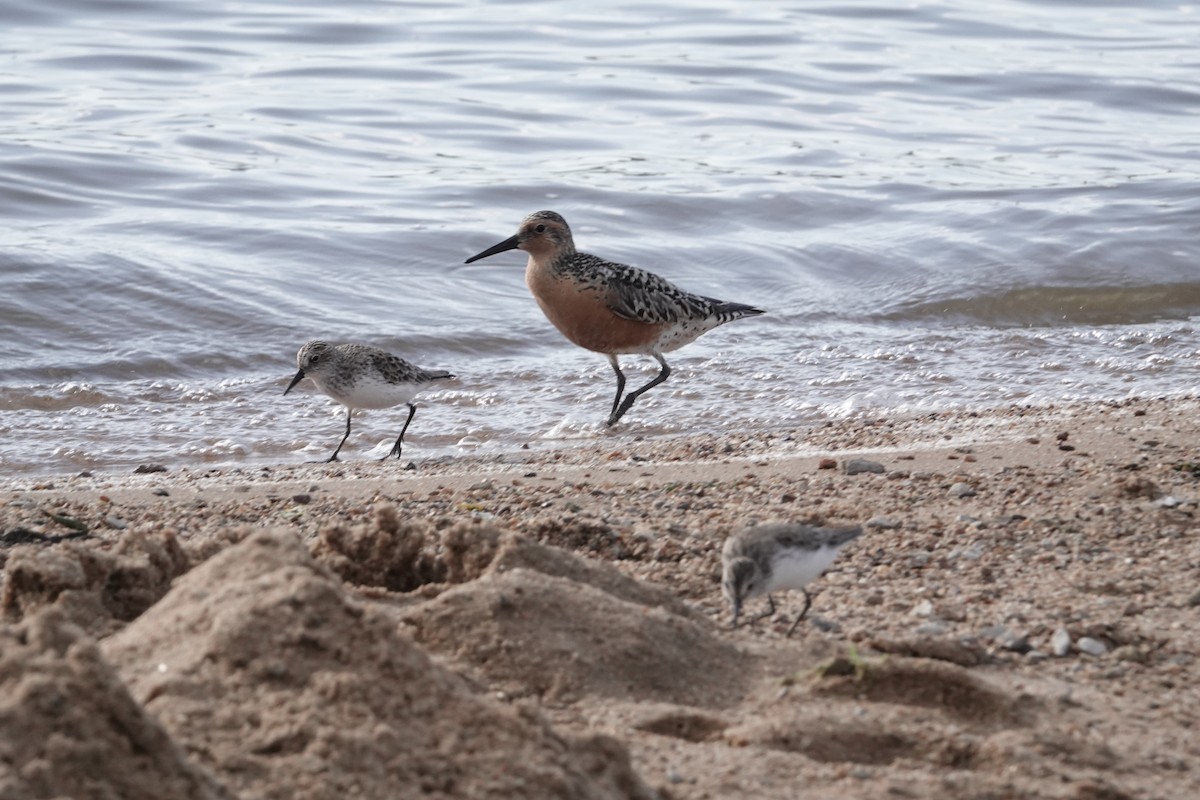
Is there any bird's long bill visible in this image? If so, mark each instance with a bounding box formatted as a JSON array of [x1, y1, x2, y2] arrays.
[[284, 368, 306, 395], [464, 233, 520, 264], [729, 598, 742, 629]]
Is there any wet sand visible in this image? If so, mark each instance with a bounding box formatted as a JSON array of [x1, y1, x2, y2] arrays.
[[2, 396, 1198, 799]]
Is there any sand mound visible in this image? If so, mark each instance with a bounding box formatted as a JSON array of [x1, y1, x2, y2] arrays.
[[312, 509, 701, 619], [310, 503, 449, 592], [101, 528, 654, 800], [1, 528, 190, 636], [401, 567, 749, 707], [0, 606, 231, 800]]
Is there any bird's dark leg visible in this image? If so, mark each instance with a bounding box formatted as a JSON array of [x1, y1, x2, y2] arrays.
[[385, 403, 418, 461], [327, 407, 353, 463], [606, 354, 626, 417], [748, 594, 777, 625], [607, 354, 670, 426], [785, 590, 814, 638]]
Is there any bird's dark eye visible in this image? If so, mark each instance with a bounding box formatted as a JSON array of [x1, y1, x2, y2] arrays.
[[310, 355, 320, 363], [535, 223, 546, 233]]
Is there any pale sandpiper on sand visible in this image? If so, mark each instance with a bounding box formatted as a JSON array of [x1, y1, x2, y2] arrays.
[[465, 211, 764, 426], [284, 340, 454, 463], [722, 522, 863, 636]]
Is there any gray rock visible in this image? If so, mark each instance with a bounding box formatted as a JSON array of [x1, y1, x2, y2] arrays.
[[1000, 631, 1032, 654], [911, 599, 935, 617], [949, 482, 977, 498], [1050, 627, 1072, 657], [845, 459, 886, 475], [914, 621, 947, 636], [1077, 636, 1108, 657], [866, 515, 901, 530]]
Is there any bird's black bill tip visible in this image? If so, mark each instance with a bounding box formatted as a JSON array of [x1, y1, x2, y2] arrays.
[[464, 233, 520, 264], [284, 368, 306, 395]]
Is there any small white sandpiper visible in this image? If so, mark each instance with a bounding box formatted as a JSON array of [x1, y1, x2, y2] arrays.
[[722, 522, 863, 636], [284, 340, 454, 463], [465, 210, 764, 426]]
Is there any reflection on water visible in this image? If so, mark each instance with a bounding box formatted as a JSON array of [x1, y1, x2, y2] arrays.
[[1, 0, 1198, 474]]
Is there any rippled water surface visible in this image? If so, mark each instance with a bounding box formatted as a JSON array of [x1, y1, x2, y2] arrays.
[[2, 0, 1198, 474]]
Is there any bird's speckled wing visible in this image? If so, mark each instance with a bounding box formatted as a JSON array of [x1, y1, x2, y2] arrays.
[[368, 350, 452, 385], [566, 253, 715, 325]]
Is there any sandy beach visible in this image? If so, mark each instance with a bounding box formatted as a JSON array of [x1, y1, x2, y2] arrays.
[[3, 395, 1198, 799]]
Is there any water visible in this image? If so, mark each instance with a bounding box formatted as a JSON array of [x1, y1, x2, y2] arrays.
[[2, 0, 1198, 475]]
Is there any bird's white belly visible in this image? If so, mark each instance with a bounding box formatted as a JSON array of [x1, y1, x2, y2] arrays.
[[318, 377, 419, 410], [762, 545, 841, 594]]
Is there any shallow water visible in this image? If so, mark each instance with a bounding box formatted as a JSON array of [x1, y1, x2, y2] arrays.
[[2, 0, 1198, 475]]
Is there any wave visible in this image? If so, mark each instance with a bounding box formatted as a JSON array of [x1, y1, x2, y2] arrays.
[[877, 283, 1200, 327]]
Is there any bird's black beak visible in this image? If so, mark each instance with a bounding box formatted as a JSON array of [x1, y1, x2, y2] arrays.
[[729, 598, 742, 629], [464, 233, 520, 264], [284, 368, 306, 395]]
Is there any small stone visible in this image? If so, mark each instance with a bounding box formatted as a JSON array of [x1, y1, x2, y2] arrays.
[[780, 493, 797, 503], [1077, 636, 1108, 657], [1056, 431, 1069, 442], [845, 459, 885, 475], [912, 600, 935, 617], [866, 515, 900, 530], [915, 621, 947, 636], [1026, 650, 1048, 663], [1051, 628, 1072, 657], [948, 482, 977, 498], [292, 494, 312, 505], [1000, 631, 1032, 654], [104, 516, 128, 530], [818, 458, 837, 470], [134, 464, 168, 474], [152, 488, 169, 497]]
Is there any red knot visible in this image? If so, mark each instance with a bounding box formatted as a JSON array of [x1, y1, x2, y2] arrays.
[[722, 523, 863, 637], [465, 210, 764, 426], [284, 340, 454, 463]]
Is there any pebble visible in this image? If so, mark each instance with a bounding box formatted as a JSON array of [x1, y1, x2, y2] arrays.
[[980, 625, 1031, 653], [818, 458, 837, 470], [844, 459, 885, 475], [948, 482, 977, 498], [1077, 636, 1108, 657], [1050, 628, 1072, 657], [912, 599, 935, 617], [914, 621, 947, 636], [866, 515, 900, 530], [134, 464, 168, 474]]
